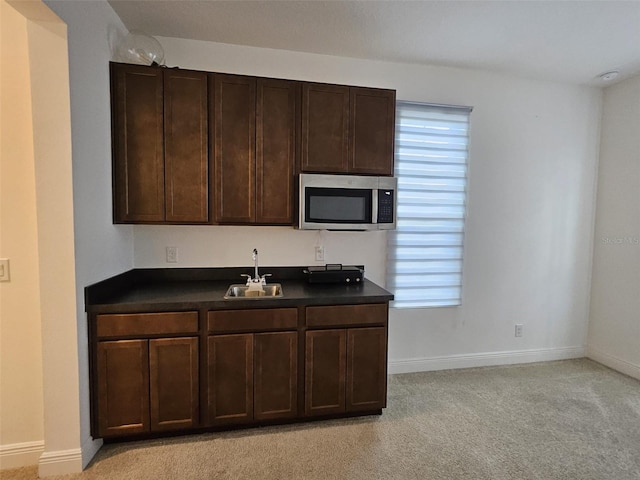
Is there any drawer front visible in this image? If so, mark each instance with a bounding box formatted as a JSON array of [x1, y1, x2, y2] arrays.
[[306, 304, 387, 328], [96, 312, 199, 338], [208, 308, 298, 333]]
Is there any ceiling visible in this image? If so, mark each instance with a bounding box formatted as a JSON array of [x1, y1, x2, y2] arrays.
[[108, 0, 640, 87]]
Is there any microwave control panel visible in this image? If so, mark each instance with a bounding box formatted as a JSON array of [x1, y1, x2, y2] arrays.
[[378, 189, 395, 223]]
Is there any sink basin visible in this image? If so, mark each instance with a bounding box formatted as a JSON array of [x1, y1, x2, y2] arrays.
[[224, 284, 283, 299]]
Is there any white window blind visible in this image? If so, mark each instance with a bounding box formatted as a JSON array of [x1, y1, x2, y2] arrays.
[[387, 102, 471, 308]]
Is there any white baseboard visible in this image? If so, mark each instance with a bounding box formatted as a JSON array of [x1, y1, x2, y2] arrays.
[[0, 441, 44, 470], [38, 448, 83, 477], [388, 346, 586, 374], [587, 347, 640, 381], [1, 438, 100, 475]]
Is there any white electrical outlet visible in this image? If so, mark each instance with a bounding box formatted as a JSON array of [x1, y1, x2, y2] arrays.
[[0, 258, 10, 282], [166, 246, 178, 263], [315, 245, 325, 262], [515, 324, 523, 337]]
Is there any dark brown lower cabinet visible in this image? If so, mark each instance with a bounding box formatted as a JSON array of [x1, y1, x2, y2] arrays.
[[91, 302, 389, 439], [254, 331, 298, 420], [305, 327, 386, 416], [97, 337, 199, 437], [346, 328, 387, 411], [305, 329, 347, 416], [208, 331, 297, 425], [149, 337, 200, 431], [97, 340, 150, 437], [208, 333, 254, 424]]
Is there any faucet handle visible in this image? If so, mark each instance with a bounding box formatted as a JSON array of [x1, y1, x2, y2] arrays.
[[260, 273, 272, 285], [241, 274, 252, 285]]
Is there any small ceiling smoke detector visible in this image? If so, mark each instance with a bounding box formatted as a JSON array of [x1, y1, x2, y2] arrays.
[[599, 71, 619, 82]]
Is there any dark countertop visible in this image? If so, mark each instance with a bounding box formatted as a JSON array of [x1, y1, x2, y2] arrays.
[[86, 267, 394, 314]]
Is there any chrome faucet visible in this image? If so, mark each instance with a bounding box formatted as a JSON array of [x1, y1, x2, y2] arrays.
[[253, 248, 259, 281], [241, 248, 271, 286]]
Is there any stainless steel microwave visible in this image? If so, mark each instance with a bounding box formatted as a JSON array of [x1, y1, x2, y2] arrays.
[[298, 174, 397, 230]]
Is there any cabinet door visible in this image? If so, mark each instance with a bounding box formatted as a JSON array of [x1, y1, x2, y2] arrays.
[[111, 63, 164, 222], [254, 331, 298, 420], [164, 70, 209, 223], [213, 74, 256, 223], [304, 329, 346, 416], [256, 79, 298, 224], [149, 337, 199, 431], [301, 83, 350, 173], [349, 88, 396, 176], [97, 340, 150, 437], [346, 327, 387, 412], [208, 334, 253, 424]]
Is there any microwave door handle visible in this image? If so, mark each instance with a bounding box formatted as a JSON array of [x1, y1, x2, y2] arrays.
[[372, 188, 379, 224]]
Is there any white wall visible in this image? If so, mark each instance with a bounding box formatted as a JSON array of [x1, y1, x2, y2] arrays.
[[42, 0, 132, 472], [1, 0, 133, 471], [137, 38, 602, 371], [587, 75, 640, 380], [1, 0, 86, 474], [0, 0, 611, 471], [26, 13, 80, 475], [0, 1, 45, 468], [135, 227, 388, 285]]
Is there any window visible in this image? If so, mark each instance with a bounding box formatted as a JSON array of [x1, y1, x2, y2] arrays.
[[387, 102, 471, 308]]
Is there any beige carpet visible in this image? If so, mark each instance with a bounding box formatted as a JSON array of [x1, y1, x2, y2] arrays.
[[3, 359, 640, 480]]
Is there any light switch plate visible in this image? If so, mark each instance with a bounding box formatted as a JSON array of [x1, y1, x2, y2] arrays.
[[0, 258, 10, 281]]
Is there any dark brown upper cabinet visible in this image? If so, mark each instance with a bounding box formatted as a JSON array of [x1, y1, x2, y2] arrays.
[[111, 62, 208, 224], [256, 79, 299, 224], [212, 74, 256, 224], [164, 70, 209, 222], [110, 64, 395, 225], [301, 83, 350, 174], [301, 83, 395, 176], [212, 74, 298, 225], [349, 88, 396, 176]]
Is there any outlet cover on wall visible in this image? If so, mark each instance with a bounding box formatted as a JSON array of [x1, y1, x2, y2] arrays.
[[515, 324, 523, 337], [315, 245, 325, 262], [166, 247, 178, 263]]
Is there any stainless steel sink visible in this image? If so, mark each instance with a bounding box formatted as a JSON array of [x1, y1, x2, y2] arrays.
[[224, 284, 283, 299]]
